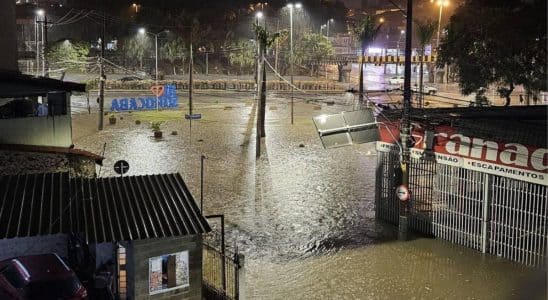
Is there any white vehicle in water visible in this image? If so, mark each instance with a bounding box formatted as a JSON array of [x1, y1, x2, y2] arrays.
[[411, 84, 438, 95], [388, 76, 405, 85]]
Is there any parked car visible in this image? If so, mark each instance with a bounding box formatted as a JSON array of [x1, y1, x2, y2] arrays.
[[0, 253, 88, 300], [411, 84, 438, 95], [388, 76, 404, 85], [119, 75, 143, 81]]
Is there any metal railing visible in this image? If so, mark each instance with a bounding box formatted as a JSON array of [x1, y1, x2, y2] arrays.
[[202, 231, 241, 300], [376, 150, 547, 268]]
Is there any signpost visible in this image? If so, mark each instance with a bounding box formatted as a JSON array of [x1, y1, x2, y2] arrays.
[[184, 114, 202, 120], [396, 185, 410, 201], [113, 160, 130, 176]]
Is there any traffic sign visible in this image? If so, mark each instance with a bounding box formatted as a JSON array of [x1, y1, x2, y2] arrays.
[[396, 185, 410, 201], [113, 160, 130, 175], [185, 113, 202, 120]]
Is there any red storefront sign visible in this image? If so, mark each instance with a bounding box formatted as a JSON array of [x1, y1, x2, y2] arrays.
[[377, 121, 548, 186]]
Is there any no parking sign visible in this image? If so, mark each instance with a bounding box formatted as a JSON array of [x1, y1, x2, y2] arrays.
[[396, 185, 410, 201]]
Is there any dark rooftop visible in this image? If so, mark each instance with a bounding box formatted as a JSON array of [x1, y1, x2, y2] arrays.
[[0, 172, 210, 243], [0, 71, 86, 97]]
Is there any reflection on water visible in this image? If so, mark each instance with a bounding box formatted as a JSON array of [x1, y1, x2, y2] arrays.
[[74, 94, 545, 299]]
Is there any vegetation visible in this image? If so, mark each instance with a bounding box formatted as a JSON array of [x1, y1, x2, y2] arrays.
[[294, 33, 334, 76], [46, 40, 90, 72], [351, 15, 382, 102], [150, 121, 163, 132], [161, 37, 186, 75], [438, 0, 547, 105], [122, 35, 152, 70], [226, 39, 256, 75]]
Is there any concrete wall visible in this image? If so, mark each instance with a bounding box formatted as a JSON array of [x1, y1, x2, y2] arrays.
[[0, 234, 68, 261], [0, 150, 96, 177], [129, 235, 203, 300]]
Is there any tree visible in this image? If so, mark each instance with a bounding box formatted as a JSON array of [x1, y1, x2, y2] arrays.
[[351, 16, 382, 103], [415, 19, 437, 108], [122, 35, 152, 70], [253, 24, 280, 157], [46, 40, 90, 72], [294, 32, 334, 76], [226, 39, 255, 75], [438, 0, 547, 106], [161, 37, 186, 75]]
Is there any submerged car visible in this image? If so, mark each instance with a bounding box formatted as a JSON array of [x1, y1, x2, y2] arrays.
[[0, 253, 88, 300]]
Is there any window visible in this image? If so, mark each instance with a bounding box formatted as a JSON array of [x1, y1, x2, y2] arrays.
[[148, 251, 189, 295], [1, 265, 26, 289], [0, 92, 67, 119]]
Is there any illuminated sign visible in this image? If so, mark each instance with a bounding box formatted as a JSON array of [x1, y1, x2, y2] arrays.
[[110, 84, 178, 111]]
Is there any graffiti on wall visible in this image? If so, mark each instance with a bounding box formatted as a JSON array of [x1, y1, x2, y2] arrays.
[[110, 84, 178, 111]]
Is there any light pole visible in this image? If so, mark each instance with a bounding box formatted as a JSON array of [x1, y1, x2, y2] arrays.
[[287, 2, 301, 125], [35, 9, 44, 76], [138, 28, 169, 81], [326, 18, 334, 39], [254, 12, 263, 102], [396, 30, 405, 76], [432, 0, 449, 83]]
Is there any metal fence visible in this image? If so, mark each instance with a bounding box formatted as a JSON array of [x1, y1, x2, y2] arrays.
[[202, 233, 241, 300], [376, 150, 547, 268], [490, 176, 547, 267]]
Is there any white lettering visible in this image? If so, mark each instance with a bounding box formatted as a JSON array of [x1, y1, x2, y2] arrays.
[[446, 134, 470, 156], [500, 143, 529, 167], [470, 138, 498, 161], [530, 148, 548, 171]]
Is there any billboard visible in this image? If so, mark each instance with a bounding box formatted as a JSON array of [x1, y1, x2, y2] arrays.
[[110, 84, 178, 112]]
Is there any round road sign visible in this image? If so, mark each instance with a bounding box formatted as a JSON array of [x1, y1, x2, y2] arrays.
[[114, 160, 130, 175], [396, 185, 410, 201]]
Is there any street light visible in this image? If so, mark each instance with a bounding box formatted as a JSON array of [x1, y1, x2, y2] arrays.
[[36, 9, 44, 16], [326, 18, 334, 39], [396, 30, 405, 76], [432, 0, 449, 84], [432, 0, 449, 48], [138, 28, 169, 81], [287, 2, 301, 125]]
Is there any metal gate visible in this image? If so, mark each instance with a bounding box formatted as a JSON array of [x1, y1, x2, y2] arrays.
[[433, 165, 485, 251], [376, 150, 548, 268], [202, 230, 242, 300], [490, 176, 547, 267]]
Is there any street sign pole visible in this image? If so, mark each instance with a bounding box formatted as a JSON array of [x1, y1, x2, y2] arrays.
[[399, 0, 414, 241]]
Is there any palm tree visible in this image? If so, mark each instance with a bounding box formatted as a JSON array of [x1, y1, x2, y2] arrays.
[[351, 16, 382, 103], [415, 19, 437, 108]]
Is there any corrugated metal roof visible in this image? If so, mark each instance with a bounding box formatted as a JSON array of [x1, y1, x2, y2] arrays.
[[0, 173, 210, 243]]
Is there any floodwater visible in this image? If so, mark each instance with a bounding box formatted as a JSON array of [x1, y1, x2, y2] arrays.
[[73, 91, 546, 299]]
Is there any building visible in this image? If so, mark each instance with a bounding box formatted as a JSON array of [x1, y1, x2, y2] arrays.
[[375, 106, 548, 268], [0, 172, 211, 299]]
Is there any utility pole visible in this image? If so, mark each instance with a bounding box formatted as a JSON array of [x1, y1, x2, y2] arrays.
[[289, 5, 294, 125], [98, 10, 106, 131], [189, 36, 194, 130], [399, 0, 414, 241]]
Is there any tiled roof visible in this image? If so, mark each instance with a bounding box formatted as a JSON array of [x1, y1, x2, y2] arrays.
[[0, 172, 210, 243]]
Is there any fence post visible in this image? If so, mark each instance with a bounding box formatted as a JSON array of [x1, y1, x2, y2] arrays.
[[481, 173, 491, 253], [235, 253, 245, 300]]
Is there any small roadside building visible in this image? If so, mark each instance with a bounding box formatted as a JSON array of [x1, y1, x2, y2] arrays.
[[0, 172, 211, 299]]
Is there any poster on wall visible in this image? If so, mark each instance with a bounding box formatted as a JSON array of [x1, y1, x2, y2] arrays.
[[149, 250, 190, 295]]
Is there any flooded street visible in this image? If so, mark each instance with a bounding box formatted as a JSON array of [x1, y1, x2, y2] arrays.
[[73, 91, 545, 299]]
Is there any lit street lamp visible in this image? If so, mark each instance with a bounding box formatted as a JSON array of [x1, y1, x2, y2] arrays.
[[432, 0, 449, 84], [287, 2, 301, 125], [138, 28, 169, 81], [432, 0, 449, 48]]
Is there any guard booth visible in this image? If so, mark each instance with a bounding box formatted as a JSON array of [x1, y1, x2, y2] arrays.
[[375, 106, 547, 268]]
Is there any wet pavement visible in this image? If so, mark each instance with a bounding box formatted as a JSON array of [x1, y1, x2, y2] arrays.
[[73, 91, 545, 299]]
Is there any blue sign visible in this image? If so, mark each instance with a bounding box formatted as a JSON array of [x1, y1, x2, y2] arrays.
[[185, 114, 202, 120], [110, 84, 178, 111]]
